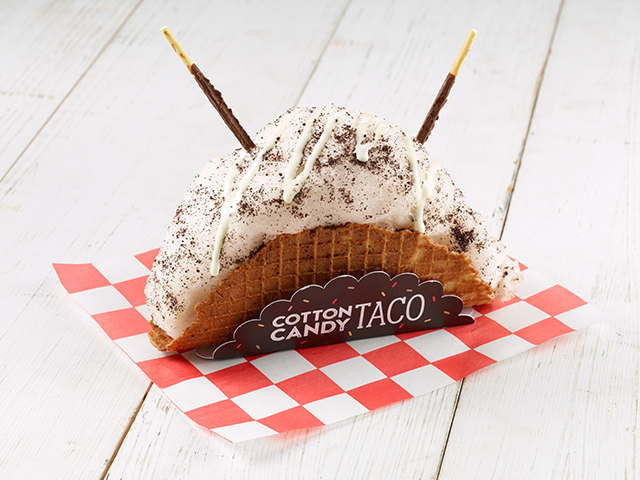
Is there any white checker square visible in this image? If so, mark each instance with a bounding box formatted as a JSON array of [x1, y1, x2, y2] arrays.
[[464, 307, 483, 319], [135, 304, 152, 321], [485, 301, 550, 332], [304, 393, 368, 424], [320, 356, 385, 391], [556, 304, 606, 330], [404, 329, 469, 362], [251, 350, 315, 383], [391, 365, 454, 397], [164, 377, 227, 412], [213, 422, 278, 443], [93, 257, 151, 284], [475, 335, 534, 362], [346, 334, 400, 354], [232, 385, 298, 420], [71, 286, 131, 315], [180, 350, 247, 375], [517, 269, 555, 299], [115, 333, 177, 363]]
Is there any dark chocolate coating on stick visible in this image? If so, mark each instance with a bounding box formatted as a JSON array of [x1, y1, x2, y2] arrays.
[[190, 64, 256, 152], [416, 73, 456, 144]]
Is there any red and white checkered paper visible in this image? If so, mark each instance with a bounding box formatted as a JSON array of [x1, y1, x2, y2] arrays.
[[53, 249, 603, 443]]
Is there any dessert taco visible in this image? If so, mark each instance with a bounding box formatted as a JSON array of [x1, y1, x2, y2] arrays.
[[145, 29, 522, 352], [145, 105, 522, 351]]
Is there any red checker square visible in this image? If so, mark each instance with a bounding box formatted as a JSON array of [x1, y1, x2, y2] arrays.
[[276, 369, 344, 405], [134, 248, 160, 270], [348, 378, 413, 411], [244, 353, 270, 362], [432, 350, 495, 382], [395, 330, 428, 341], [113, 276, 148, 307], [259, 406, 325, 433], [363, 342, 429, 377], [206, 363, 273, 398], [474, 296, 522, 315], [446, 315, 511, 349], [92, 308, 150, 340], [517, 261, 528, 272], [53, 263, 111, 294], [186, 399, 253, 429], [525, 285, 587, 317], [297, 342, 360, 368], [515, 317, 574, 345], [137, 355, 202, 388]]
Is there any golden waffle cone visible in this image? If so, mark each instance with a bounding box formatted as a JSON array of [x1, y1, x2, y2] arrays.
[[149, 223, 494, 351]]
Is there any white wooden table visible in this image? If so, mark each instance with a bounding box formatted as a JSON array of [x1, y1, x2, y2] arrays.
[[1, 0, 637, 478]]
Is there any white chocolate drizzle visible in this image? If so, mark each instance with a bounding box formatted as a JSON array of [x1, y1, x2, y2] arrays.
[[403, 134, 431, 233], [210, 108, 300, 275], [282, 107, 323, 203], [354, 113, 390, 162], [282, 108, 345, 203], [209, 152, 244, 276]]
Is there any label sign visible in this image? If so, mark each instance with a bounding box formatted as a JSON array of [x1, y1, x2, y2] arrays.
[[196, 271, 474, 360]]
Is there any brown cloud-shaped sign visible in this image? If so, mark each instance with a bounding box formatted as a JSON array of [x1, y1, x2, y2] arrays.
[[196, 272, 474, 360]]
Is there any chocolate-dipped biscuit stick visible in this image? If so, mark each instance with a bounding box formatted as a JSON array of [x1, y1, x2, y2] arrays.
[[416, 29, 477, 144], [161, 26, 256, 152]]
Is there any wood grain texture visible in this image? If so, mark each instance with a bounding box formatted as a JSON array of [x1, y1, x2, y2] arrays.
[[438, 0, 640, 478], [0, 0, 142, 177], [0, 2, 154, 478], [0, 0, 635, 478]]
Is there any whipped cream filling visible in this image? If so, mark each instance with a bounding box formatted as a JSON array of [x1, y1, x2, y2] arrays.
[[145, 105, 522, 339]]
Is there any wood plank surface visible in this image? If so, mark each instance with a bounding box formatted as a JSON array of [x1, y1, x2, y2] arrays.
[[438, 0, 640, 478], [0, 0, 636, 478], [0, 0, 142, 177], [0, 3, 154, 478]]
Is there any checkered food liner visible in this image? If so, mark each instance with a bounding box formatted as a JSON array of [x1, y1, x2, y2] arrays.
[[53, 249, 604, 443]]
